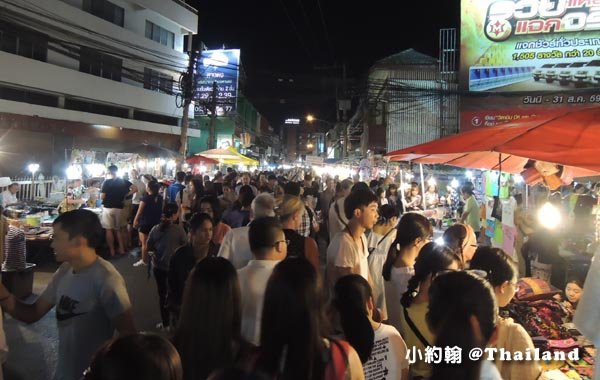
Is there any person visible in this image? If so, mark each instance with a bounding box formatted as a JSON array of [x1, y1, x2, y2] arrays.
[[386, 184, 400, 210], [58, 180, 85, 214], [443, 223, 478, 267], [366, 204, 399, 322], [223, 185, 254, 228], [133, 181, 163, 267], [277, 195, 320, 272], [147, 203, 187, 331], [328, 179, 353, 241], [404, 183, 423, 211], [253, 258, 364, 379], [238, 217, 286, 346], [185, 178, 205, 219], [399, 242, 461, 379], [3, 224, 26, 270], [1, 183, 19, 208], [558, 276, 585, 320], [326, 189, 379, 292], [317, 178, 336, 242], [382, 212, 432, 332], [129, 169, 146, 249], [427, 271, 501, 380], [0, 209, 135, 380], [167, 172, 186, 203], [83, 333, 183, 380], [424, 184, 440, 210], [218, 193, 276, 269], [331, 275, 409, 379], [469, 246, 541, 380], [86, 180, 102, 208], [100, 165, 130, 257], [375, 187, 388, 207], [199, 195, 230, 245], [460, 183, 481, 240], [173, 257, 251, 380], [167, 213, 218, 322], [218, 182, 237, 212], [235, 173, 258, 195], [283, 182, 313, 238]]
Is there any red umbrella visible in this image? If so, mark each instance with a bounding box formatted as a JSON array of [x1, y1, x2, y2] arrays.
[[386, 107, 600, 176], [185, 155, 218, 165]]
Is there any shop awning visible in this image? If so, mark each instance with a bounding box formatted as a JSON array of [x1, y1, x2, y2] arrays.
[[185, 155, 218, 165], [195, 147, 259, 165], [386, 107, 600, 176]]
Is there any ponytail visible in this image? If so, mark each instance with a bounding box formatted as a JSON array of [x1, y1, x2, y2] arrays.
[[400, 275, 421, 308], [159, 203, 179, 233], [332, 275, 375, 363], [383, 212, 432, 282]]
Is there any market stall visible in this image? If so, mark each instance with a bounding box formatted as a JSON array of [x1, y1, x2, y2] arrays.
[[386, 107, 600, 380]]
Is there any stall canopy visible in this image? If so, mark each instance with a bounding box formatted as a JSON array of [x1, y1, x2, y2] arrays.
[[195, 147, 259, 166], [185, 155, 218, 165], [386, 108, 600, 176]]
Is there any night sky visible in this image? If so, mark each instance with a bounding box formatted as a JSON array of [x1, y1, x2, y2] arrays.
[[189, 0, 461, 127]]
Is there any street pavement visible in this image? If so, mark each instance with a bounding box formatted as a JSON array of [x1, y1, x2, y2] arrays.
[[3, 254, 161, 380]]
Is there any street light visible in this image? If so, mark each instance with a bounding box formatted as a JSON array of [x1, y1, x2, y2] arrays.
[[306, 114, 315, 123], [306, 142, 314, 149]]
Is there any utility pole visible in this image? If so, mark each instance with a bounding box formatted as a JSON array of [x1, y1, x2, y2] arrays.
[[179, 34, 197, 169], [208, 81, 218, 149]]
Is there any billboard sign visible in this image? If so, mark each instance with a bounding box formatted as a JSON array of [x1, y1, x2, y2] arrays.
[[194, 49, 240, 117], [460, 0, 600, 130]]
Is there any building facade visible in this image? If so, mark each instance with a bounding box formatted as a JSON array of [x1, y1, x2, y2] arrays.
[[0, 0, 198, 176], [364, 49, 459, 154]]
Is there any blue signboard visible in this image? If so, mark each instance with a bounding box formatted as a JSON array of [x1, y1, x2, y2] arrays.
[[194, 49, 240, 117]]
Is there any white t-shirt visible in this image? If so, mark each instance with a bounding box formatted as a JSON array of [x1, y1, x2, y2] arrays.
[[328, 197, 348, 241], [131, 179, 146, 205], [327, 231, 369, 291], [385, 265, 414, 332], [501, 196, 516, 228], [480, 359, 503, 380], [367, 229, 397, 321], [363, 323, 409, 380], [1, 190, 17, 208], [218, 226, 252, 269], [238, 260, 280, 346]]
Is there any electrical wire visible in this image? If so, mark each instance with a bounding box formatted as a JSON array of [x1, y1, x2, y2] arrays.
[[276, 0, 313, 62], [315, 0, 334, 63]]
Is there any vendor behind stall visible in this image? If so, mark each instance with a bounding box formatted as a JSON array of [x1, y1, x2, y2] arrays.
[[1, 183, 19, 209]]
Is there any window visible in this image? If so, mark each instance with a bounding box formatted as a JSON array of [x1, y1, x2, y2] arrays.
[[82, 0, 124, 27], [0, 24, 47, 62], [144, 68, 174, 95], [0, 85, 58, 107], [79, 47, 122, 82], [65, 98, 128, 118], [145, 21, 175, 48], [133, 110, 178, 126]]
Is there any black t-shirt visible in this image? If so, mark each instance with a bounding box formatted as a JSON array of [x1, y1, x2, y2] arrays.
[[101, 178, 130, 209]]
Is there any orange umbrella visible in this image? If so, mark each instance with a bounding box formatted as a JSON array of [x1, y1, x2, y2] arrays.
[[386, 107, 600, 176], [185, 155, 218, 165]]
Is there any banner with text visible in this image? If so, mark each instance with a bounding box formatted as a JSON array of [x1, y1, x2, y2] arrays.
[[194, 49, 240, 117], [460, 0, 600, 130]]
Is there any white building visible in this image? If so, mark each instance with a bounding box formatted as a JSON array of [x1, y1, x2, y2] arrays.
[[0, 0, 198, 176]]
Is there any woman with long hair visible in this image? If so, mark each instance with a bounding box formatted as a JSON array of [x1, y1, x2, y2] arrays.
[[427, 271, 500, 380], [460, 183, 481, 240], [84, 333, 183, 380], [277, 195, 320, 272], [404, 183, 423, 211], [331, 275, 409, 379], [255, 258, 364, 380], [173, 257, 250, 380], [366, 204, 399, 322], [199, 195, 231, 245], [399, 242, 461, 379], [133, 181, 163, 267], [147, 203, 187, 331], [469, 247, 541, 380], [382, 212, 432, 332], [443, 223, 478, 267], [186, 178, 205, 218]]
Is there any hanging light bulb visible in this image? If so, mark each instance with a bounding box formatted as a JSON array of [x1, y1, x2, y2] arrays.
[[538, 202, 562, 229]]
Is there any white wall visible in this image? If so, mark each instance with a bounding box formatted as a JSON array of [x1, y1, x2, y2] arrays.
[[129, 0, 197, 34], [0, 99, 201, 137], [0, 52, 183, 118]]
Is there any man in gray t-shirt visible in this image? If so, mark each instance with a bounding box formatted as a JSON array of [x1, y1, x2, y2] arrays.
[[0, 210, 135, 380]]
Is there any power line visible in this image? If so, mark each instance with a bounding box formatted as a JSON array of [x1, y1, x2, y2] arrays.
[[276, 0, 314, 63], [315, 0, 334, 63]]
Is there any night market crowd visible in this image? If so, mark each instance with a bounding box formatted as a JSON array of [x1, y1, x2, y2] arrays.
[[0, 165, 595, 380]]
